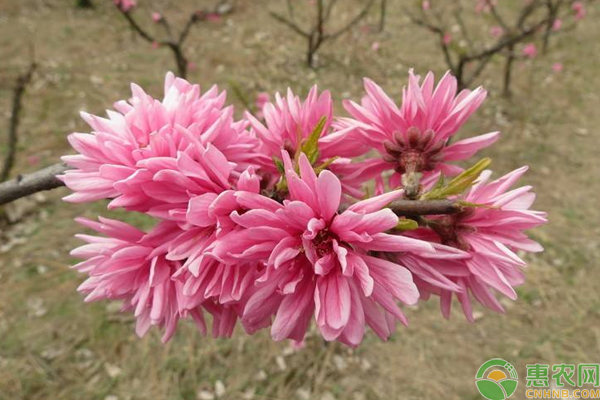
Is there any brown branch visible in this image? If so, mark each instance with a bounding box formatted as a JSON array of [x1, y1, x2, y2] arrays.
[[324, 0, 376, 40], [119, 10, 156, 43], [1, 62, 37, 182], [270, 12, 310, 37], [0, 162, 68, 206], [0, 161, 468, 219], [486, 0, 509, 31], [117, 1, 233, 78], [389, 200, 464, 217], [407, 12, 456, 73]]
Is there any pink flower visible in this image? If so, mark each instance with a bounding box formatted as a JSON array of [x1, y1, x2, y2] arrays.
[[71, 217, 204, 342], [443, 33, 452, 45], [403, 167, 547, 320], [254, 91, 270, 119], [371, 41, 380, 51], [552, 62, 564, 73], [338, 70, 497, 188], [489, 25, 504, 38], [114, 0, 136, 12], [152, 41, 160, 49], [522, 43, 538, 59], [61, 72, 261, 216], [209, 153, 442, 346], [475, 0, 496, 13], [245, 86, 369, 196], [187, 61, 197, 71], [552, 18, 562, 31], [422, 0, 431, 11], [572, 1, 585, 19], [205, 12, 222, 22], [152, 12, 162, 23]]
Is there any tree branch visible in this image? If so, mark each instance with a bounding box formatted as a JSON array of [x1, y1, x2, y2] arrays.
[[1, 61, 37, 182], [325, 0, 376, 40], [389, 199, 464, 217], [119, 10, 156, 43], [0, 163, 68, 206], [270, 11, 310, 37]]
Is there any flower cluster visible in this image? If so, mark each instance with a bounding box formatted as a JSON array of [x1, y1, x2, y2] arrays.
[[62, 71, 546, 346]]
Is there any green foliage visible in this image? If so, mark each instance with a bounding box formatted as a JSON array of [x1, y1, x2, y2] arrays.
[[421, 158, 491, 200]]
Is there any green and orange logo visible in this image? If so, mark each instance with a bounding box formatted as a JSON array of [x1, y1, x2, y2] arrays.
[[476, 359, 519, 400]]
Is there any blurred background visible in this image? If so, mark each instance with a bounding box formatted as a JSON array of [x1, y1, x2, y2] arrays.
[[1, 0, 599, 399]]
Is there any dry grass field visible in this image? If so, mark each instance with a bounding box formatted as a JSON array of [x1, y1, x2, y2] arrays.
[[1, 1, 599, 399]]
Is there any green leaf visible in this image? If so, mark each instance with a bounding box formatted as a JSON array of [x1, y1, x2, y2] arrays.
[[272, 156, 285, 175], [421, 158, 491, 200], [456, 200, 497, 210], [300, 116, 327, 164], [396, 218, 419, 231], [314, 156, 339, 173]]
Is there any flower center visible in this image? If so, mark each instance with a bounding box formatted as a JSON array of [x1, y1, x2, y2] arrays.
[[382, 126, 445, 173], [428, 213, 476, 251], [312, 228, 339, 258]]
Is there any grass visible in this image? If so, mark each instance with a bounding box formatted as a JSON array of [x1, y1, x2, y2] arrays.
[[1, 0, 600, 399]]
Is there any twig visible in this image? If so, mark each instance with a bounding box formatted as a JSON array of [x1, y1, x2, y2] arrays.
[[325, 0, 376, 40], [378, 0, 387, 32], [390, 200, 464, 217], [116, 1, 233, 78], [0, 161, 467, 219], [269, 12, 310, 37], [1, 61, 37, 182], [0, 163, 68, 206], [272, 0, 375, 68]]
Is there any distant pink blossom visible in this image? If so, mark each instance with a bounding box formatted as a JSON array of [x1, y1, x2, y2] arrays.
[[572, 1, 586, 20], [152, 12, 162, 23], [552, 62, 564, 72], [152, 41, 160, 49], [552, 18, 562, 31], [254, 92, 270, 119], [475, 0, 496, 13], [187, 61, 197, 71], [205, 12, 222, 22], [114, 0, 136, 12], [490, 25, 504, 38], [371, 41, 380, 51], [522, 43, 538, 58], [443, 33, 452, 45], [422, 0, 431, 10]]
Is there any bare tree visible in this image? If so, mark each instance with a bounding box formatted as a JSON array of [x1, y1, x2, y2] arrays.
[[271, 0, 377, 68], [1, 61, 37, 183], [409, 0, 584, 96], [116, 1, 233, 78]]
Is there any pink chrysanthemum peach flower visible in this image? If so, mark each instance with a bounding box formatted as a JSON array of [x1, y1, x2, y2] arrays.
[[245, 86, 372, 196], [337, 70, 498, 188], [209, 152, 458, 346], [61, 73, 262, 215], [402, 167, 547, 320], [72, 217, 203, 342]]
